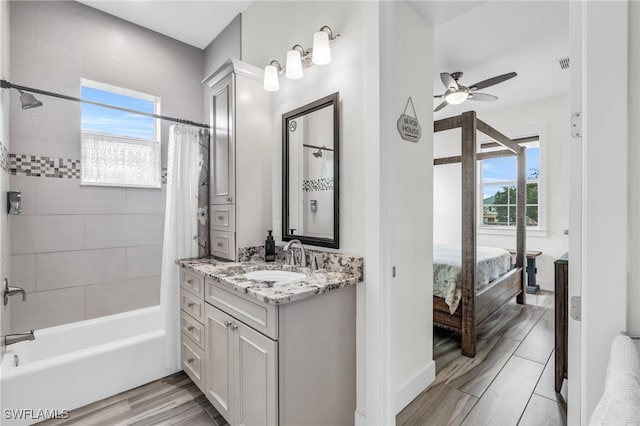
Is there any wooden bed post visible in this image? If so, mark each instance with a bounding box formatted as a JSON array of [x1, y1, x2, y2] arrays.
[[516, 146, 527, 305], [460, 111, 477, 357]]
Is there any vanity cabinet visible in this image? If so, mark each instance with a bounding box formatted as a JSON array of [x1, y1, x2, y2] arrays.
[[205, 58, 272, 261], [180, 267, 356, 426], [204, 303, 278, 426]]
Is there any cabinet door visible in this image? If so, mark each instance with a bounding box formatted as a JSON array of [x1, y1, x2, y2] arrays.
[[233, 321, 278, 426], [204, 304, 233, 422], [210, 74, 235, 205]]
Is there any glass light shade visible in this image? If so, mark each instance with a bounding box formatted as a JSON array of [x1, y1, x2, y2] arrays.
[[444, 91, 469, 105], [263, 65, 280, 92], [312, 31, 331, 65], [286, 49, 303, 80]]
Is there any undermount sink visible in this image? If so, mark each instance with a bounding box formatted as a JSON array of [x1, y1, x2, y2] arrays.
[[243, 270, 306, 283]]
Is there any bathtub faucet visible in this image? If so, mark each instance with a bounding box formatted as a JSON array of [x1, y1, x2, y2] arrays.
[[3, 279, 27, 305], [3, 330, 35, 346]]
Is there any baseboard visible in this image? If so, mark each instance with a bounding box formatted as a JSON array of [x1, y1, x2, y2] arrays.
[[537, 279, 553, 292], [395, 360, 436, 415], [354, 410, 367, 426]]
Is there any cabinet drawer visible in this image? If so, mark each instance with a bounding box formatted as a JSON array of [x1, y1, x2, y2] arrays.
[[205, 278, 278, 340], [181, 332, 205, 391], [211, 230, 236, 260], [180, 270, 204, 298], [181, 290, 204, 324], [211, 204, 236, 232], [181, 311, 204, 349]]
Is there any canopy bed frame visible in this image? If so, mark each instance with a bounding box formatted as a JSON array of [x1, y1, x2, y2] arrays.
[[433, 111, 526, 358]]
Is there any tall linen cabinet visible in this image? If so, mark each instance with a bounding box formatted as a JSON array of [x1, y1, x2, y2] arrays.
[[204, 58, 272, 260]]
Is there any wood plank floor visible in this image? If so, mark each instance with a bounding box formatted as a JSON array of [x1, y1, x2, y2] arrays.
[[38, 372, 228, 426], [398, 291, 567, 426]]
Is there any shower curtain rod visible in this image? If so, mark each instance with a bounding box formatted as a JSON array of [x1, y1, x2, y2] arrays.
[[0, 79, 211, 130], [302, 143, 334, 152]]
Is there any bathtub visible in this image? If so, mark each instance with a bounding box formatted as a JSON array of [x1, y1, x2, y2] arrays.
[[0, 306, 174, 425]]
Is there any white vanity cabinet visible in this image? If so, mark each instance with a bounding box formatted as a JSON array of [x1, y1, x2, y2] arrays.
[[204, 303, 278, 426], [205, 58, 272, 261], [179, 272, 356, 426]]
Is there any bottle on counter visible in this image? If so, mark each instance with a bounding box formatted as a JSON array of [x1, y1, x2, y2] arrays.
[[265, 230, 276, 262]]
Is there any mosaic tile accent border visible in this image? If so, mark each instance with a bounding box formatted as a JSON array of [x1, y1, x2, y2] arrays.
[[161, 168, 168, 185], [10, 154, 81, 179], [302, 177, 334, 192], [0, 141, 9, 173]]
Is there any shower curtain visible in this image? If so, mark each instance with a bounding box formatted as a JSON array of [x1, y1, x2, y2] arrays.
[[160, 125, 209, 372]]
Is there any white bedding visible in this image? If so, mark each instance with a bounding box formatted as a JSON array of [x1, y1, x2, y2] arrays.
[[433, 243, 513, 314]]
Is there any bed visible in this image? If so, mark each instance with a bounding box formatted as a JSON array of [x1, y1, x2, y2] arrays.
[[434, 243, 513, 314], [433, 111, 526, 357]]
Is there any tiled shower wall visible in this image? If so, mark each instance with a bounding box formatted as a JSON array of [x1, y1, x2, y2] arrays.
[[8, 1, 204, 332]]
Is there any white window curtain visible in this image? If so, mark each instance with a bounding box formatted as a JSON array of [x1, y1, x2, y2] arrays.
[[81, 132, 161, 188], [160, 124, 202, 373]]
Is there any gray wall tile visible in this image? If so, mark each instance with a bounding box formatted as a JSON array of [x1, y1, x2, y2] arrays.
[[126, 245, 163, 279], [11, 286, 85, 332], [10, 254, 36, 293], [35, 178, 127, 215], [85, 214, 163, 249], [85, 275, 160, 319], [126, 186, 166, 214], [10, 215, 84, 255], [36, 248, 126, 291]]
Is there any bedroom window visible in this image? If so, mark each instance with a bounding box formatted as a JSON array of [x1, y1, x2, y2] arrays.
[[80, 80, 161, 188], [480, 141, 540, 228]]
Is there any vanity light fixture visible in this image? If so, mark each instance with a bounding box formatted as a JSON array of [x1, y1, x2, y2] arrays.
[[263, 25, 340, 92], [286, 45, 305, 80], [264, 60, 283, 92]]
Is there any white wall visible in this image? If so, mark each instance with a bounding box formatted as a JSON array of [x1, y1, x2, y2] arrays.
[[387, 1, 434, 414], [8, 1, 203, 331], [434, 94, 569, 290], [0, 0, 11, 361], [628, 0, 640, 336], [240, 0, 368, 416]]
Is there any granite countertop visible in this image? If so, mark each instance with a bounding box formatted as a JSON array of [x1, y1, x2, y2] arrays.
[[177, 257, 363, 306]]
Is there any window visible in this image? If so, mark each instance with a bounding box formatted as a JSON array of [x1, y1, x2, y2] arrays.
[[480, 141, 540, 229], [80, 80, 161, 188]]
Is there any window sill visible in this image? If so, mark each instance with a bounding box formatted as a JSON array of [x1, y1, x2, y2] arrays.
[[478, 227, 548, 238]]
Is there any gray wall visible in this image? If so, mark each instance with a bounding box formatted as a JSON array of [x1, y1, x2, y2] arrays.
[[1, 0, 11, 358], [8, 1, 204, 331], [202, 14, 241, 123]]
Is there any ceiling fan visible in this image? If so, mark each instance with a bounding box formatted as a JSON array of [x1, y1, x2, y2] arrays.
[[434, 71, 517, 112]]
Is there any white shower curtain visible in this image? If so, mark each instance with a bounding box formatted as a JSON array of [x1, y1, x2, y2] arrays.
[[160, 125, 201, 373]]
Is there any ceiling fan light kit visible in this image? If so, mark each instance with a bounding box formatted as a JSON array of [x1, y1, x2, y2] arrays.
[[434, 71, 517, 112]]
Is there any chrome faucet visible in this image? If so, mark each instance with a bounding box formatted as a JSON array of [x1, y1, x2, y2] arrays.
[[3, 330, 35, 346], [3, 279, 26, 306], [283, 239, 307, 268]]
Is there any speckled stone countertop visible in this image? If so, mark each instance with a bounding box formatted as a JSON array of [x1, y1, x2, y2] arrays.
[[177, 257, 364, 306]]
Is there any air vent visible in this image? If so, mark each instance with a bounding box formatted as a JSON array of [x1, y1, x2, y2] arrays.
[[558, 57, 570, 70]]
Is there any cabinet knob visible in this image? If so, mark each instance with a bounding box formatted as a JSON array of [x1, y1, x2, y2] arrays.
[[186, 279, 193, 285], [187, 326, 194, 332], [226, 196, 233, 202], [187, 358, 194, 364], [230, 323, 238, 331], [224, 320, 233, 328], [187, 302, 194, 308]]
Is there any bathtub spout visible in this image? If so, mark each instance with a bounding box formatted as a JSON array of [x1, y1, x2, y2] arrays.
[[3, 330, 35, 346]]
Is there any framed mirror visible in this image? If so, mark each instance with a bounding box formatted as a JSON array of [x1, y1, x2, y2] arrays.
[[282, 92, 339, 248]]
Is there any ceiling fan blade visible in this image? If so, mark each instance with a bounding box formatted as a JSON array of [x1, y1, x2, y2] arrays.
[[440, 72, 458, 90], [434, 100, 449, 112], [468, 93, 498, 102], [469, 72, 517, 91]]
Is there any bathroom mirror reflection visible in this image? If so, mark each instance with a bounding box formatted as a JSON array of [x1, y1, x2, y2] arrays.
[[283, 92, 339, 248]]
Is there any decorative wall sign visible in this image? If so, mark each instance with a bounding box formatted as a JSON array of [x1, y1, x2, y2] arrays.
[[397, 97, 422, 142]]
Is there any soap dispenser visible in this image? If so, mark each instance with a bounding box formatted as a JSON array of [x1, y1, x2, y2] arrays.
[[265, 230, 276, 262]]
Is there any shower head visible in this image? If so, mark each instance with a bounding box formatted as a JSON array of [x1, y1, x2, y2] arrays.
[[18, 90, 43, 109], [313, 148, 323, 158]]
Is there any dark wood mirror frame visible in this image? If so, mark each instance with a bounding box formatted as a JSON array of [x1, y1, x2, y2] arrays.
[[282, 92, 339, 249]]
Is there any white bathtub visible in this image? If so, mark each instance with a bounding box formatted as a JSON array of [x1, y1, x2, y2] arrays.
[[0, 306, 173, 425]]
